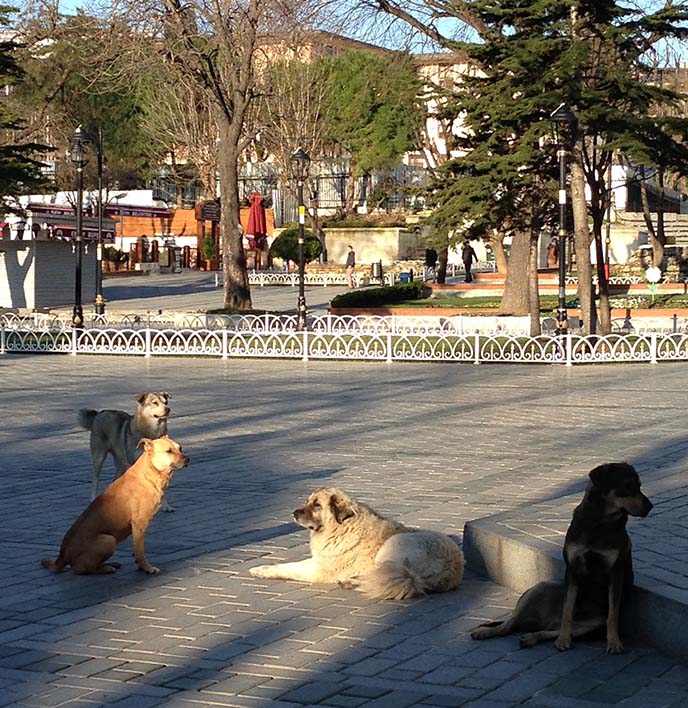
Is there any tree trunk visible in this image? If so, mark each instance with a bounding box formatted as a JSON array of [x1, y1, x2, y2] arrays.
[[498, 230, 530, 315], [436, 244, 449, 284], [593, 229, 611, 334], [345, 165, 357, 215], [307, 193, 328, 262], [528, 213, 541, 336], [571, 157, 595, 333], [641, 173, 666, 269], [218, 114, 252, 310], [489, 232, 508, 274]]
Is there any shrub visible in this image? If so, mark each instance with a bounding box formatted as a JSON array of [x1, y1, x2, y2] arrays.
[[269, 224, 322, 264], [331, 281, 427, 308], [103, 246, 126, 262], [201, 235, 217, 260]]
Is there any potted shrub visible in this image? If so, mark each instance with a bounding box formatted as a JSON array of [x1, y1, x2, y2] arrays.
[[269, 224, 322, 269], [201, 235, 217, 271]]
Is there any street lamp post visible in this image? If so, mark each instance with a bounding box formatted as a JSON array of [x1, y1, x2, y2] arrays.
[[68, 125, 92, 328], [550, 103, 576, 336], [95, 127, 105, 316], [113, 192, 126, 251], [291, 147, 311, 331]]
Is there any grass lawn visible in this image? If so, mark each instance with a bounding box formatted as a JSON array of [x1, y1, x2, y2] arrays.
[[386, 293, 688, 311]]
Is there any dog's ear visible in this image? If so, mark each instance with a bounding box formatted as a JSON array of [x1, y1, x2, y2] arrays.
[[162, 392, 171, 401], [589, 463, 614, 493], [329, 492, 356, 524], [138, 437, 153, 451], [135, 393, 147, 405]]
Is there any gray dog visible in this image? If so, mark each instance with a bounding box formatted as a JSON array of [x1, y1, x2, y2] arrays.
[[79, 392, 174, 511]]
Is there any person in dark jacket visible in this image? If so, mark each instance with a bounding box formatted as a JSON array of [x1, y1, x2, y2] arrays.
[[462, 240, 477, 283], [345, 245, 356, 288]]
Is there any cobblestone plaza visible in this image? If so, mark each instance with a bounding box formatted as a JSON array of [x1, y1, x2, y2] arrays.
[[0, 274, 687, 707]]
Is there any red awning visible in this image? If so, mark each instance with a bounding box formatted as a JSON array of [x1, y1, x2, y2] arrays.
[[246, 192, 268, 251]]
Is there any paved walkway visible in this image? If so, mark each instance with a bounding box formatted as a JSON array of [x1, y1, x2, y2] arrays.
[[1, 273, 687, 708], [99, 272, 350, 315]]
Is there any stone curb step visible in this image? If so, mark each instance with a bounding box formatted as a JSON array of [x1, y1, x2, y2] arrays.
[[463, 512, 688, 661]]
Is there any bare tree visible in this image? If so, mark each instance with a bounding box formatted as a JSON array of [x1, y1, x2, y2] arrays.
[[139, 71, 219, 203], [254, 49, 333, 257]]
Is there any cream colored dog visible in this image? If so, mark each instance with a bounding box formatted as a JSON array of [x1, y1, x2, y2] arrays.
[[250, 487, 464, 600]]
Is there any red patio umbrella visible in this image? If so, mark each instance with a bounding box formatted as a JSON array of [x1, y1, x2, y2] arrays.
[[246, 191, 268, 251]]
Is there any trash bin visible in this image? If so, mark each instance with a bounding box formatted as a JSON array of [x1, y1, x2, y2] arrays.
[[399, 272, 410, 284], [172, 247, 183, 273], [371, 261, 383, 281]]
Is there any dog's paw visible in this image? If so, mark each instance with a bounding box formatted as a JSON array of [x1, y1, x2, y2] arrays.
[[554, 635, 572, 652], [470, 628, 487, 640], [138, 564, 160, 575], [249, 565, 273, 578], [607, 638, 624, 654], [337, 577, 359, 590], [519, 633, 538, 648]]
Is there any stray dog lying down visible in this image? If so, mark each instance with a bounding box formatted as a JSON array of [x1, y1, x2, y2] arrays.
[[250, 487, 464, 600], [471, 462, 653, 653], [42, 436, 189, 575], [79, 392, 174, 511]]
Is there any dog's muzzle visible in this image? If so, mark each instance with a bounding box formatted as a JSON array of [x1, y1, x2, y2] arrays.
[[628, 495, 653, 517]]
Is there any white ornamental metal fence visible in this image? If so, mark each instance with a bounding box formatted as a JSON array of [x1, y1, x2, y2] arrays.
[[3, 317, 688, 365], [244, 261, 496, 288], [0, 312, 536, 334]]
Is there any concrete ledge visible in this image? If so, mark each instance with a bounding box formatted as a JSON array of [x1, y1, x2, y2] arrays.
[[464, 512, 688, 661]]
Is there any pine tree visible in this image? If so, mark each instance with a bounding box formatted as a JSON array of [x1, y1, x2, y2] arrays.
[[424, 0, 688, 333], [321, 50, 425, 214], [0, 5, 49, 211]]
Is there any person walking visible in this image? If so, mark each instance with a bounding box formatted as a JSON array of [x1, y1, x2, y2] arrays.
[[345, 244, 356, 288], [546, 237, 559, 268], [462, 239, 477, 283]]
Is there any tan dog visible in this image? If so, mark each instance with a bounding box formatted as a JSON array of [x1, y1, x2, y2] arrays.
[[42, 436, 188, 575], [250, 487, 463, 600], [79, 392, 174, 511]]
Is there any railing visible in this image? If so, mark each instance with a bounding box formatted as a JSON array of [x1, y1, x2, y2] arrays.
[[3, 315, 688, 365], [4, 312, 688, 335], [247, 271, 396, 288], [245, 261, 496, 288], [0, 312, 533, 334]]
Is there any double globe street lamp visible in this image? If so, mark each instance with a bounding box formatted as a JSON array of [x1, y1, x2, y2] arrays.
[[549, 103, 577, 336], [291, 147, 311, 331], [68, 126, 107, 326], [67, 125, 91, 328]]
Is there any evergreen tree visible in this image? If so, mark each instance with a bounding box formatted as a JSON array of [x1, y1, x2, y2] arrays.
[[0, 5, 49, 211], [414, 0, 688, 332], [321, 50, 425, 213]]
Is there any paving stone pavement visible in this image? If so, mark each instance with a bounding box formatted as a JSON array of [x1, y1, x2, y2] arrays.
[[1, 275, 687, 708]]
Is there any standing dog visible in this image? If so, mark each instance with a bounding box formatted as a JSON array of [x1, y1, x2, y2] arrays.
[[471, 462, 653, 653], [79, 392, 174, 511], [42, 436, 189, 575], [250, 487, 464, 600]]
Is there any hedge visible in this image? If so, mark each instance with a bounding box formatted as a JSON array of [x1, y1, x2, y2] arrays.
[[330, 281, 427, 308]]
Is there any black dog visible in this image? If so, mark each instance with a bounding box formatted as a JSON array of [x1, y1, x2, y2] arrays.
[[471, 462, 653, 653]]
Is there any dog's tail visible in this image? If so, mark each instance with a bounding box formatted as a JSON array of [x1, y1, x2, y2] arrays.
[[78, 409, 98, 431], [356, 561, 426, 601], [41, 556, 66, 573]]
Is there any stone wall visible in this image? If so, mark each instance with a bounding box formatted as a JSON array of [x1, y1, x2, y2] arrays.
[[0, 239, 95, 309], [323, 227, 423, 267]]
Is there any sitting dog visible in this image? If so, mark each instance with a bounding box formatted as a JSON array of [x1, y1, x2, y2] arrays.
[[250, 487, 464, 600], [471, 462, 653, 653], [79, 392, 174, 511], [42, 436, 188, 575]]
